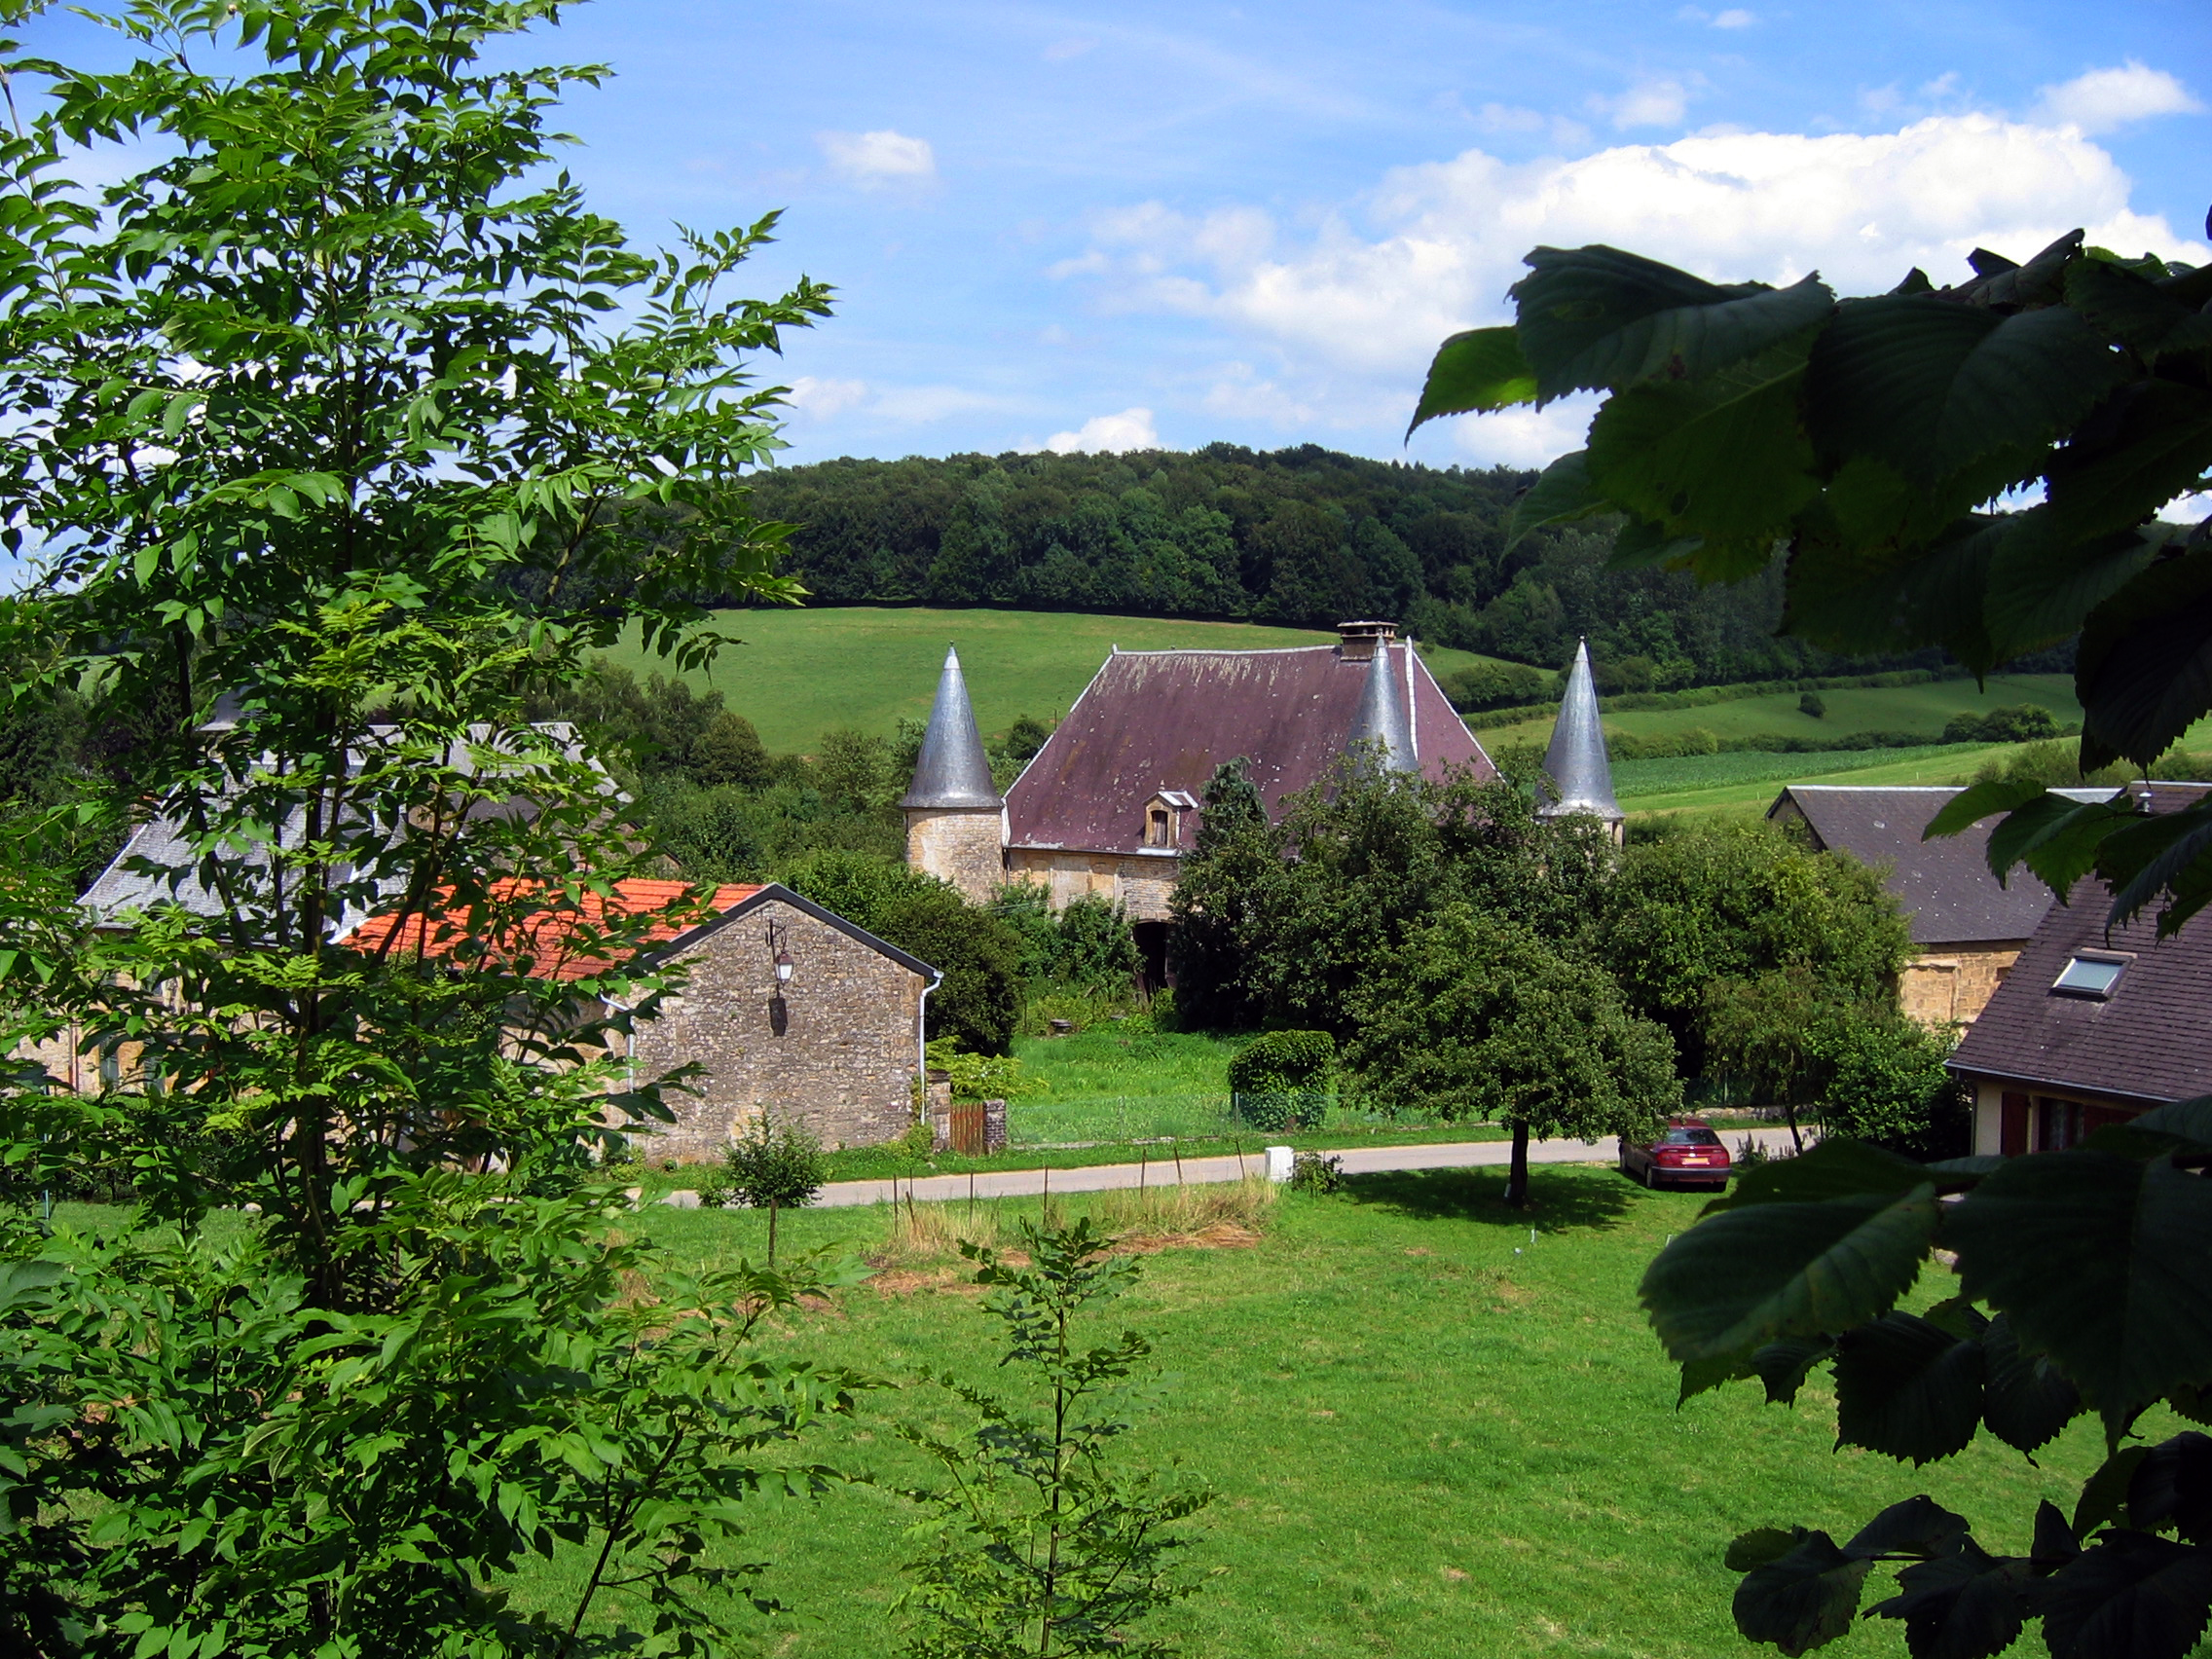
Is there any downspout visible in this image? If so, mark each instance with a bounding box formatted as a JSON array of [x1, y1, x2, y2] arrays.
[[916, 968, 943, 1092]]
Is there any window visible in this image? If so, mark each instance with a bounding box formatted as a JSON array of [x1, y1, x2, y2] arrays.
[[2052, 951, 2132, 998], [1660, 1127, 1722, 1147], [1145, 806, 1172, 847]]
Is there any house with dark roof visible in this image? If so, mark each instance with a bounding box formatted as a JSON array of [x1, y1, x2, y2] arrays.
[[903, 622, 1498, 971], [1765, 783, 2119, 1027], [349, 879, 940, 1158], [1951, 845, 2212, 1156]]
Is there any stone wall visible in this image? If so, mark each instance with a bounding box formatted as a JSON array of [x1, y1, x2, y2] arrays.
[[1899, 942, 2023, 1028], [1004, 848, 1180, 921], [627, 898, 922, 1161], [905, 807, 1006, 904]]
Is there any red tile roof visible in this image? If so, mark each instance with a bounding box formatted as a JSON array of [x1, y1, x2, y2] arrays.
[[1006, 643, 1494, 856], [347, 878, 762, 982]]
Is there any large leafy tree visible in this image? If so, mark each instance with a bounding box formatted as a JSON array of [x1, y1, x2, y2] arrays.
[[0, 2, 865, 1652], [1412, 231, 2212, 933], [1343, 905, 1678, 1204]]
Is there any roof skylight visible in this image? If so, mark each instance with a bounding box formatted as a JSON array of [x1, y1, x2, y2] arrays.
[[2052, 952, 2131, 998]]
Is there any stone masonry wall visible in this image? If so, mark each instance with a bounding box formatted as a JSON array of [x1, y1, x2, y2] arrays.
[[1899, 943, 2023, 1028], [1004, 848, 1180, 921], [628, 898, 922, 1161], [905, 808, 1006, 904]]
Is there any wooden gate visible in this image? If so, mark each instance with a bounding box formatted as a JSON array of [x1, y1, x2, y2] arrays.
[[949, 1101, 987, 1155]]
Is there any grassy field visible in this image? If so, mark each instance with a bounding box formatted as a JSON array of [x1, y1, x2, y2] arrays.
[[603, 606, 1507, 752], [502, 1166, 2135, 1657], [1474, 673, 2083, 751], [1618, 744, 2031, 823]]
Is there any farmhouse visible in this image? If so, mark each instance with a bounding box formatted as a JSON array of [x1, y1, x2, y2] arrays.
[[903, 622, 1499, 963], [349, 880, 940, 1158], [1953, 903, 2212, 1155], [1765, 784, 2118, 1027]]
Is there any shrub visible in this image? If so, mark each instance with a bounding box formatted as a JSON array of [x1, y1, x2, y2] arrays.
[[1798, 691, 1825, 719], [1439, 660, 1549, 712], [1288, 1152, 1344, 1194], [1053, 893, 1140, 993], [1944, 702, 2058, 744], [1817, 1014, 1971, 1159], [925, 1036, 1044, 1100], [1228, 1029, 1335, 1129], [700, 1112, 828, 1263]]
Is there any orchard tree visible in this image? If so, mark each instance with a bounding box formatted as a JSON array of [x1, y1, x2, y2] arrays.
[[0, 2, 868, 1652], [1414, 229, 2212, 1655], [1343, 906, 1678, 1205]]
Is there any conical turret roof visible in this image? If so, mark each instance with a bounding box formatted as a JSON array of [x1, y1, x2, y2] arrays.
[[1345, 644, 1415, 773], [901, 645, 1004, 810], [1537, 638, 1621, 822]]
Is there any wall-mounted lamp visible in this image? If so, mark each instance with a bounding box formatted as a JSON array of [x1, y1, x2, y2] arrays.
[[774, 948, 793, 984], [767, 919, 794, 985]]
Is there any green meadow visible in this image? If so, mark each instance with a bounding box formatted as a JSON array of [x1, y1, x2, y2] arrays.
[[603, 605, 1506, 753], [501, 1167, 2129, 1658]]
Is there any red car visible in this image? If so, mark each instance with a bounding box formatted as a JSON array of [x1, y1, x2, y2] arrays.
[[1619, 1120, 1732, 1189]]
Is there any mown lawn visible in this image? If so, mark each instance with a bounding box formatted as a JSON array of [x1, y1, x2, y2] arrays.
[[520, 1165, 2135, 1658], [600, 606, 1507, 752]]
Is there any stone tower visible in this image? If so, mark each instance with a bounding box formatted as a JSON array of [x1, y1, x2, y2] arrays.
[[1536, 637, 1623, 839], [1343, 631, 1416, 773], [901, 645, 1006, 903]]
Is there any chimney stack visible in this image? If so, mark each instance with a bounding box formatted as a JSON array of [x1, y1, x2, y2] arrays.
[[1336, 620, 1397, 663]]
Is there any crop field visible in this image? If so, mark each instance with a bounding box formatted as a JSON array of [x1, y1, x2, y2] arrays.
[[603, 606, 1507, 752], [498, 1166, 2139, 1658]]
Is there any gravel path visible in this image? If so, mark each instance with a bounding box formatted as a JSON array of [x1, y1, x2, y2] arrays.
[[652, 1124, 1810, 1210]]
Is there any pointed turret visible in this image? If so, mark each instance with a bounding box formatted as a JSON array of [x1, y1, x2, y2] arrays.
[[902, 645, 1003, 810], [1537, 638, 1622, 832], [1345, 643, 1416, 773], [902, 645, 1007, 902]]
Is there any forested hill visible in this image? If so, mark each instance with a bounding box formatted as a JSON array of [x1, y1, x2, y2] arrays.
[[742, 443, 1939, 690]]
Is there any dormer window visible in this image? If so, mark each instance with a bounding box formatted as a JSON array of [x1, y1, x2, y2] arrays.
[[1142, 790, 1199, 850], [2052, 950, 2133, 999]]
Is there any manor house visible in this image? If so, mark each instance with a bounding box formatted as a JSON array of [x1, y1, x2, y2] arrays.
[[901, 621, 1622, 980]]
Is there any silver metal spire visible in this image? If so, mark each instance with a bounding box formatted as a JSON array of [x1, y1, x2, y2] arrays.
[[901, 645, 1004, 809], [1346, 644, 1416, 773], [1537, 638, 1621, 822]]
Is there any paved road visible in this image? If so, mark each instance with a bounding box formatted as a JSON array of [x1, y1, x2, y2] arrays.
[[657, 1124, 1809, 1210]]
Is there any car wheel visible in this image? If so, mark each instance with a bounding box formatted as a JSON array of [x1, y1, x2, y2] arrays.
[[1642, 1164, 1656, 1189]]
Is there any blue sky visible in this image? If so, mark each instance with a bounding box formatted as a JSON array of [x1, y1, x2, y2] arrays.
[[19, 0, 2212, 475]]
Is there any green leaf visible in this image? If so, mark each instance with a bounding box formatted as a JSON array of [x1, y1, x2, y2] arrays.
[[1980, 1312, 2083, 1455], [1844, 1494, 1974, 1562], [1704, 1136, 1935, 1215], [2097, 796, 2212, 939], [1866, 1541, 2031, 1659], [2076, 551, 2212, 768], [2042, 381, 2212, 542], [1833, 1310, 1988, 1465], [1642, 1181, 1938, 1364], [2077, 1448, 2154, 1539], [1752, 1335, 1837, 1406], [1781, 511, 2006, 667], [1986, 794, 2134, 896], [1407, 327, 1536, 435], [2034, 1532, 2212, 1659], [1585, 340, 1819, 551], [2119, 1097, 2212, 1153], [1732, 1532, 1874, 1656], [1924, 781, 2047, 841], [1504, 449, 1605, 549], [2069, 258, 2212, 361], [1731, 1527, 1817, 1571], [1948, 1151, 2212, 1436], [1983, 515, 2166, 664], [1806, 297, 2126, 485], [2130, 1432, 2212, 1543], [1510, 245, 1832, 403]]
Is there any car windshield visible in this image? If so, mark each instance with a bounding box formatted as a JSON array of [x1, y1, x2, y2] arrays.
[[1660, 1128, 1721, 1147]]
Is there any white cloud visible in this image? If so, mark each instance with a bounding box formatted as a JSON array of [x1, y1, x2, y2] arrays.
[[1711, 8, 1756, 26], [784, 376, 870, 419], [1046, 408, 1161, 454], [818, 129, 938, 187], [1475, 102, 1593, 151], [2033, 61, 2202, 135], [1057, 112, 2208, 465], [1044, 37, 1097, 61], [1590, 77, 1691, 130]]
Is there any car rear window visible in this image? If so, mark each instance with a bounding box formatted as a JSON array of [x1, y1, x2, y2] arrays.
[[1660, 1128, 1722, 1147]]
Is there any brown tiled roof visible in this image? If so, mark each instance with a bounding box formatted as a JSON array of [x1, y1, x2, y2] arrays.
[[1005, 644, 1494, 857], [1770, 785, 2116, 946], [1949, 880, 2212, 1104], [349, 878, 763, 982]]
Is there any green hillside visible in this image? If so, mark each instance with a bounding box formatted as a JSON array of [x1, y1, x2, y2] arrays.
[[606, 606, 1504, 752], [1473, 673, 2083, 750]]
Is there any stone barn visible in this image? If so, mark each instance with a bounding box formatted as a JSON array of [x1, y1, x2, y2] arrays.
[[349, 879, 938, 1160]]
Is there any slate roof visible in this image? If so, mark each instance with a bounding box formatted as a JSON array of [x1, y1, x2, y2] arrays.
[[343, 879, 940, 984], [82, 722, 610, 932], [1005, 642, 1493, 856], [1950, 868, 2212, 1105], [1767, 785, 2119, 946]]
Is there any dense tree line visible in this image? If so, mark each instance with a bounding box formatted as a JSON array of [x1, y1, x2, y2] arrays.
[[739, 445, 1963, 686]]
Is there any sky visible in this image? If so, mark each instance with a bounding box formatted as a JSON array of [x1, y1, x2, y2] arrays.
[[17, 0, 2212, 477]]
